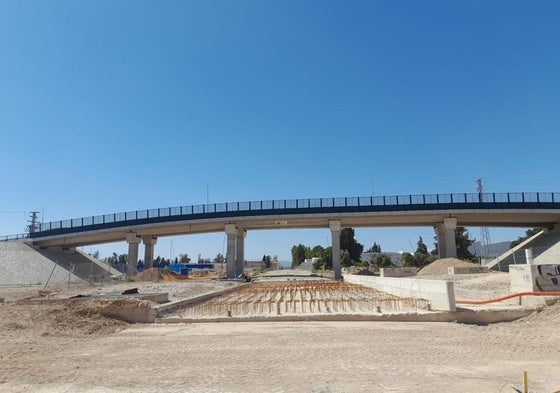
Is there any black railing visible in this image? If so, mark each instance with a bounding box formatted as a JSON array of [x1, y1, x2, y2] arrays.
[[2, 192, 559, 241], [1, 233, 30, 241]]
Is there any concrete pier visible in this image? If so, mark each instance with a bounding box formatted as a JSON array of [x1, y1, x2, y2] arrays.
[[435, 217, 457, 258], [235, 229, 246, 276], [143, 236, 157, 269], [225, 224, 237, 279], [330, 220, 342, 280], [126, 232, 141, 276]]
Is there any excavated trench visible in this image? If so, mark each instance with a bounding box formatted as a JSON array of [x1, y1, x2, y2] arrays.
[[173, 281, 431, 319]]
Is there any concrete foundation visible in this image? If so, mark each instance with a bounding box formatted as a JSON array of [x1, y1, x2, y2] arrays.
[[344, 274, 456, 311]]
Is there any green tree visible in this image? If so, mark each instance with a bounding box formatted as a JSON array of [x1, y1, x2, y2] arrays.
[[340, 228, 364, 264], [373, 253, 393, 269], [402, 252, 436, 268], [291, 244, 307, 267], [366, 242, 381, 253], [311, 245, 325, 257], [341, 250, 352, 267], [416, 236, 428, 255], [320, 247, 332, 270], [213, 253, 224, 264], [456, 227, 475, 261], [179, 253, 191, 263]]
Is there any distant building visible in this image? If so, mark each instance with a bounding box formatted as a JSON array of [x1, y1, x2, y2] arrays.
[[298, 257, 321, 271]]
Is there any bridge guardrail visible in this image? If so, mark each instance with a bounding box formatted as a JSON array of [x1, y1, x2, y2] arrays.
[[2, 234, 30, 242], [23, 192, 559, 237]]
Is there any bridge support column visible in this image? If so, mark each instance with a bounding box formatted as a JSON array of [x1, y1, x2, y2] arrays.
[[126, 232, 141, 276], [235, 229, 246, 277], [225, 224, 238, 279], [143, 236, 157, 269], [436, 218, 457, 259], [330, 220, 342, 280]]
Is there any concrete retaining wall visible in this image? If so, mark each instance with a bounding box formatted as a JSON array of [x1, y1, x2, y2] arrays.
[[380, 267, 418, 277], [344, 274, 456, 311], [510, 264, 560, 292], [448, 266, 489, 275]]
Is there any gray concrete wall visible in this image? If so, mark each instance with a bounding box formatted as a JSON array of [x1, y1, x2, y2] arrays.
[[344, 274, 456, 311], [510, 264, 560, 292], [38, 247, 115, 281], [489, 228, 560, 271], [380, 267, 418, 277], [0, 242, 82, 286]]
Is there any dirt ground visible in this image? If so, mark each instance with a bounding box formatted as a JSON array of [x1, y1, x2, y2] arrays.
[[1, 276, 559, 393]]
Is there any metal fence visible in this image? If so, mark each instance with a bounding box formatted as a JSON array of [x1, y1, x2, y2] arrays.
[[2, 192, 559, 240]]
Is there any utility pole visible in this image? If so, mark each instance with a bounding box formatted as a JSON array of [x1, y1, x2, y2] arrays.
[[476, 179, 496, 268], [27, 211, 41, 233]]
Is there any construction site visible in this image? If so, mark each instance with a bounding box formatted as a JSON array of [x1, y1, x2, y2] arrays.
[[1, 235, 560, 393]]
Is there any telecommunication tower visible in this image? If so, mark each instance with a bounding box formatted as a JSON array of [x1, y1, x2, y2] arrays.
[[476, 179, 496, 267]]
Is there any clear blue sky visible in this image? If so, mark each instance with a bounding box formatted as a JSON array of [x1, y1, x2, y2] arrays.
[[1, 1, 559, 262]]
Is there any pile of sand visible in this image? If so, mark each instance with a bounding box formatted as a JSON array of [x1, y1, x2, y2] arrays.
[[417, 258, 477, 276], [133, 268, 164, 282]]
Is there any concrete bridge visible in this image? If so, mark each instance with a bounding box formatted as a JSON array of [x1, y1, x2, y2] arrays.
[[4, 192, 560, 279]]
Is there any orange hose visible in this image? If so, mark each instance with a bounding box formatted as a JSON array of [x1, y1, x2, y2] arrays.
[[456, 292, 560, 305]]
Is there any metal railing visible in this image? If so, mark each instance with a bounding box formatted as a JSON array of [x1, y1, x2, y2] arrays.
[[1, 233, 30, 241], [1, 192, 559, 241], [37, 192, 560, 233]]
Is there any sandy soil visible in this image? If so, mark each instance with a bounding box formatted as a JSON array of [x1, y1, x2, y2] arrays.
[[1, 277, 559, 393]]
